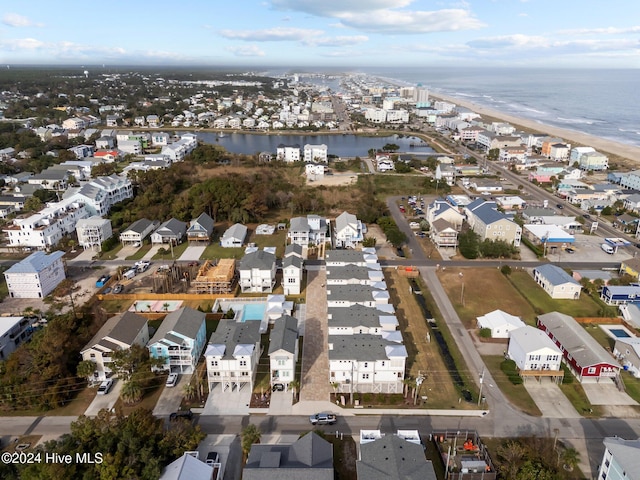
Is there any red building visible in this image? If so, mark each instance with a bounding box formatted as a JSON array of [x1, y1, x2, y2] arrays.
[[537, 311, 619, 383]]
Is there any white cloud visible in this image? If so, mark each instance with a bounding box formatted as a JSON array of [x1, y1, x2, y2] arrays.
[[2, 13, 43, 28], [467, 34, 548, 49], [270, 0, 412, 16], [518, 13, 528, 17], [270, 0, 484, 34], [219, 27, 322, 41], [303, 35, 368, 47], [338, 9, 485, 34], [226, 45, 266, 57], [560, 26, 640, 35], [0, 38, 46, 50]]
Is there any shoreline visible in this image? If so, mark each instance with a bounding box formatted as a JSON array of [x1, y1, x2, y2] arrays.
[[428, 91, 640, 164]]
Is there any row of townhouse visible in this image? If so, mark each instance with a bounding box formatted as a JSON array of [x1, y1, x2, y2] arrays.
[[275, 143, 329, 163], [324, 249, 408, 395]]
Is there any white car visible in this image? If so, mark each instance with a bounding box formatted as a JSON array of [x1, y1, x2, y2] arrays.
[[166, 373, 179, 387], [97, 379, 114, 395]]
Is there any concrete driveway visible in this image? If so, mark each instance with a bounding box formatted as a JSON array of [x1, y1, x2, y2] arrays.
[[524, 380, 582, 418], [197, 434, 241, 480], [84, 380, 123, 416], [268, 390, 293, 415], [153, 373, 191, 415], [179, 245, 207, 261], [203, 384, 251, 415], [582, 381, 639, 406]]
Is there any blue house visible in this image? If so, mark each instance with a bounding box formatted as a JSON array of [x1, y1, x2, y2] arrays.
[[601, 285, 640, 306], [148, 307, 207, 373]]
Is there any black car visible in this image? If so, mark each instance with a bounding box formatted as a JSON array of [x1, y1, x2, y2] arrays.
[[169, 410, 193, 421], [272, 383, 285, 392], [556, 203, 564, 209], [396, 247, 405, 258], [206, 452, 220, 466]]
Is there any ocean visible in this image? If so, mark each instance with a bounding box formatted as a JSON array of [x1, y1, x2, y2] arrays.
[[288, 67, 640, 148]]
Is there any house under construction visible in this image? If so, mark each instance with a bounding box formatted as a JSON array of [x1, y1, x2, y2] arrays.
[[192, 259, 237, 294]]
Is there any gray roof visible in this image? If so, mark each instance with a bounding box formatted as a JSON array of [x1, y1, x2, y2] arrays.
[[155, 218, 187, 236], [534, 264, 579, 287], [328, 304, 395, 329], [149, 307, 205, 344], [208, 320, 261, 360], [537, 312, 618, 368], [244, 432, 333, 480], [222, 223, 247, 241], [283, 255, 302, 270], [289, 216, 309, 232], [328, 334, 407, 361], [326, 265, 371, 281], [159, 452, 214, 480], [335, 211, 358, 233], [602, 437, 640, 478], [81, 311, 147, 353], [124, 218, 156, 234], [5, 251, 64, 274], [239, 249, 276, 270], [325, 250, 372, 265], [357, 435, 437, 480], [284, 243, 303, 258], [326, 285, 384, 302], [468, 201, 510, 225], [269, 315, 298, 355], [190, 212, 214, 233]]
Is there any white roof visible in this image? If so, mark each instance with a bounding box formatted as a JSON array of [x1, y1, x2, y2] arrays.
[[524, 224, 575, 241], [0, 317, 25, 338], [477, 310, 525, 331], [160, 452, 213, 480], [509, 326, 562, 354]]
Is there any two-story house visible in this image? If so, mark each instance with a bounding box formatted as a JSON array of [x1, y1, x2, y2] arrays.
[[268, 315, 298, 391], [465, 199, 522, 246], [4, 251, 66, 298], [288, 215, 327, 247], [205, 320, 261, 393], [327, 304, 399, 336], [0, 316, 37, 360], [147, 307, 207, 373], [80, 312, 149, 382], [238, 249, 277, 293], [187, 212, 215, 244], [333, 211, 364, 249], [119, 218, 159, 246]]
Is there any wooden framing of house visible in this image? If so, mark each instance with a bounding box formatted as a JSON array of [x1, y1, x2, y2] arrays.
[[192, 259, 236, 294]]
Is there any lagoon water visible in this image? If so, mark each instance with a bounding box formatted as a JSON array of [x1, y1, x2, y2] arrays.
[[195, 132, 435, 157]]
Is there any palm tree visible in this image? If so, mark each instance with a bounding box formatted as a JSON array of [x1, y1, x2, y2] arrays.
[[241, 424, 261, 458], [561, 447, 580, 471], [183, 382, 195, 401], [162, 302, 170, 312], [121, 380, 143, 405], [289, 379, 300, 400]]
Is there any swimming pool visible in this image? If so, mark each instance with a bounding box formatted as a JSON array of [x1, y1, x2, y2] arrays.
[[241, 303, 266, 322], [129, 300, 184, 313], [610, 329, 632, 338]]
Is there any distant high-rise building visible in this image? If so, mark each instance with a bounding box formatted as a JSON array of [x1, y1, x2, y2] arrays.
[[415, 87, 429, 107]]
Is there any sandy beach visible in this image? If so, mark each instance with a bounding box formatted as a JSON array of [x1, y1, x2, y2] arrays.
[[429, 92, 640, 165]]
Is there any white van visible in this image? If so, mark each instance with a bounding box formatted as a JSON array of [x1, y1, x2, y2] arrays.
[[601, 243, 615, 254], [123, 268, 137, 280]]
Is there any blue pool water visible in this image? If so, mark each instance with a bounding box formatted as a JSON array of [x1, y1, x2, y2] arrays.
[[610, 329, 631, 338], [241, 304, 266, 322]]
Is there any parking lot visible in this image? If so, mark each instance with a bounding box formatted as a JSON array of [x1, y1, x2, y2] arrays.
[[545, 233, 633, 263]]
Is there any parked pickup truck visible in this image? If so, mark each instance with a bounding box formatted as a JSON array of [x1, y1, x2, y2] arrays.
[[309, 413, 337, 425], [96, 275, 111, 288]]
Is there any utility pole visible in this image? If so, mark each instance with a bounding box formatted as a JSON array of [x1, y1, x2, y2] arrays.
[[478, 367, 485, 406]]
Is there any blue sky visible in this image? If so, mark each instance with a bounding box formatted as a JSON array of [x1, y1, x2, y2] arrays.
[[1, 0, 638, 68]]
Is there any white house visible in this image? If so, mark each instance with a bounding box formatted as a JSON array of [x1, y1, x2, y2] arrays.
[[186, 212, 215, 244], [598, 437, 640, 480], [268, 315, 298, 391], [0, 316, 37, 360], [326, 285, 389, 308], [426, 200, 464, 229], [326, 264, 384, 286], [3, 198, 90, 250], [303, 144, 328, 163], [205, 320, 261, 392], [476, 310, 526, 339], [80, 312, 149, 382], [325, 249, 379, 267], [220, 223, 247, 248], [151, 218, 187, 245], [119, 218, 159, 246], [533, 264, 581, 300], [507, 326, 563, 376], [238, 249, 276, 293], [327, 304, 398, 336], [282, 255, 303, 295], [328, 334, 407, 394], [147, 307, 207, 373], [76, 216, 113, 251], [288, 215, 327, 247], [64, 174, 133, 217], [276, 144, 301, 162], [4, 251, 66, 298], [334, 211, 364, 249]]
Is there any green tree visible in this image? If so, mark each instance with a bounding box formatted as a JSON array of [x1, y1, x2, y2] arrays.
[[241, 424, 262, 457], [362, 236, 377, 247], [394, 161, 411, 173], [121, 379, 143, 405], [382, 143, 399, 152], [497, 440, 526, 480], [487, 148, 500, 161], [76, 360, 97, 381], [24, 195, 43, 212], [561, 447, 580, 471], [458, 229, 480, 259]]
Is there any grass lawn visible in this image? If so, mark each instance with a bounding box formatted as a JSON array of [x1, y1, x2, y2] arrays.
[[583, 323, 615, 351], [507, 270, 605, 318], [437, 268, 538, 327], [114, 376, 166, 416], [482, 355, 542, 416], [99, 242, 123, 260], [558, 364, 602, 417], [367, 174, 428, 198], [620, 370, 640, 405], [0, 385, 97, 417], [125, 243, 152, 260], [200, 243, 244, 260], [386, 270, 477, 409], [152, 242, 190, 261], [0, 274, 8, 302], [99, 298, 134, 314]]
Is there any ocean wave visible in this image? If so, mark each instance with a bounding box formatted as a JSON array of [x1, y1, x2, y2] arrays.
[[556, 117, 605, 125], [453, 92, 479, 98], [506, 104, 547, 116], [618, 128, 640, 135]]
